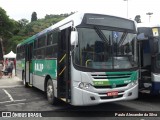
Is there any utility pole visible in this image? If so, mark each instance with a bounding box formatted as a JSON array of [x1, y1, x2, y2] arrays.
[[146, 12, 153, 23], [124, 0, 128, 18]]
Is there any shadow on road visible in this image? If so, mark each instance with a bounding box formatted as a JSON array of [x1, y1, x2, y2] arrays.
[[138, 92, 160, 103], [53, 101, 137, 112]]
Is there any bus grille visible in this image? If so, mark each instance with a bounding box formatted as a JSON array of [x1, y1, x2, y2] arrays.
[[94, 84, 128, 89], [100, 95, 123, 99], [91, 73, 131, 88], [91, 73, 131, 79]]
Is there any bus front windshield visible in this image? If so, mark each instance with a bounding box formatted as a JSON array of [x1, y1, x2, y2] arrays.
[[74, 27, 138, 70]]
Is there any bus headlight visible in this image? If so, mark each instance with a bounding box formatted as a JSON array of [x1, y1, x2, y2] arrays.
[[84, 83, 90, 89], [79, 82, 84, 89], [78, 82, 91, 89]]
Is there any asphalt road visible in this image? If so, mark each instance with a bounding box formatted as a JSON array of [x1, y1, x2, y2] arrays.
[[0, 76, 160, 120]]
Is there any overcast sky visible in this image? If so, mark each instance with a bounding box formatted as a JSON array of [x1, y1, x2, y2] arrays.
[[0, 0, 160, 23]]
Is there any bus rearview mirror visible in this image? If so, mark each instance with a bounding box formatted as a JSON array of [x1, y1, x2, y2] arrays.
[[70, 31, 78, 46]]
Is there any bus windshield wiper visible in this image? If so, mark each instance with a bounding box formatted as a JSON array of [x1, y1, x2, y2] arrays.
[[118, 32, 127, 47], [94, 26, 109, 44]]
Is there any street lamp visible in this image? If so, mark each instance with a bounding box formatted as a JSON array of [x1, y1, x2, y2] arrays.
[[146, 12, 153, 23], [124, 0, 128, 18]]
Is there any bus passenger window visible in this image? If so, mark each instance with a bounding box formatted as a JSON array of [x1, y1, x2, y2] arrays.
[[47, 33, 53, 45], [47, 31, 58, 46], [38, 36, 46, 48], [46, 44, 57, 58], [34, 40, 37, 49]]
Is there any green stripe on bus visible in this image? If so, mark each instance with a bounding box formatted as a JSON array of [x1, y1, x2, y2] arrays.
[[93, 80, 109, 86], [32, 59, 57, 79], [93, 71, 138, 86]]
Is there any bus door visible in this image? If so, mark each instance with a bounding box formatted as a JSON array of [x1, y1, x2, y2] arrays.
[[25, 43, 33, 86], [138, 28, 152, 89], [150, 35, 160, 74], [138, 28, 160, 93], [57, 27, 71, 103]]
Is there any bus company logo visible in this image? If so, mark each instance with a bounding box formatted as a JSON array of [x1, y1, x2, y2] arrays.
[[112, 83, 116, 88], [35, 63, 44, 72]]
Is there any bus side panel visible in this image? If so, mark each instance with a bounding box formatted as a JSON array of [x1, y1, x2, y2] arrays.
[[33, 74, 45, 91], [16, 59, 25, 80], [70, 60, 84, 105], [32, 59, 57, 91]]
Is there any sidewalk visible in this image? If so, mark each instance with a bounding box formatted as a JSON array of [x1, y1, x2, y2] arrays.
[[0, 69, 23, 88]]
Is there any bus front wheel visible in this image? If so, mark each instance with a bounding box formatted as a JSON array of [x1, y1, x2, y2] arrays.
[[47, 79, 56, 104]]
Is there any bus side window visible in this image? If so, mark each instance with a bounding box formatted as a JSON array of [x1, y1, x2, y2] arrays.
[[52, 31, 58, 44], [33, 50, 37, 59], [29, 44, 33, 60], [38, 35, 46, 48], [47, 33, 53, 45], [46, 30, 58, 59]]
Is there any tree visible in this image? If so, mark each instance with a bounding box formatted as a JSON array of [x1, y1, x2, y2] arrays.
[[134, 15, 141, 23], [0, 7, 13, 38], [10, 19, 21, 35], [18, 19, 29, 27], [31, 12, 37, 22], [0, 7, 15, 55]]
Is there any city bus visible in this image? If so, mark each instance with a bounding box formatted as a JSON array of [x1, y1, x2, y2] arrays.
[[16, 12, 139, 106], [138, 23, 160, 94]]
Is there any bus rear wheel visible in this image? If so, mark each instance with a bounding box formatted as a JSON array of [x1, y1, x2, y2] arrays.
[[46, 79, 57, 104]]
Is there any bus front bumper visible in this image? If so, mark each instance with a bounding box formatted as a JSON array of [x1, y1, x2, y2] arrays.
[[71, 83, 138, 106]]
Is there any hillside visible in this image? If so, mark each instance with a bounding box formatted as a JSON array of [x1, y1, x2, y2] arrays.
[[0, 6, 74, 54]]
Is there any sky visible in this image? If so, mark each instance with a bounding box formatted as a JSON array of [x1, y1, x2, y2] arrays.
[[0, 0, 160, 23]]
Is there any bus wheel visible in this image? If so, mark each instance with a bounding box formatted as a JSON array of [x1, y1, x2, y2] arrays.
[[22, 72, 29, 88], [47, 79, 56, 104]]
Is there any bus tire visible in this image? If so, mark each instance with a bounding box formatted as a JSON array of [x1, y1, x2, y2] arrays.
[[46, 79, 57, 105], [22, 72, 29, 88]]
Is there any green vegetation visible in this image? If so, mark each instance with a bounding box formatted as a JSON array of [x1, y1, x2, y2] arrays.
[[0, 6, 74, 54], [31, 12, 37, 22]]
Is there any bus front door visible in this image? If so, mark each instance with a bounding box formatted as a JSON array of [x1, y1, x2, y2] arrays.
[[57, 28, 71, 103], [25, 43, 33, 86], [139, 36, 160, 94]]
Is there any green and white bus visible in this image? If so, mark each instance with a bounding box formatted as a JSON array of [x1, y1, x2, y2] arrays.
[[16, 12, 138, 106]]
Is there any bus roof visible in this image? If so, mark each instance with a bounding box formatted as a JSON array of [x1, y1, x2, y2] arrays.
[[18, 12, 85, 47], [18, 12, 136, 47]]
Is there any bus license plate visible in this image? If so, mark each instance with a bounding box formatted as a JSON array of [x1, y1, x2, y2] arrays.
[[107, 91, 118, 96]]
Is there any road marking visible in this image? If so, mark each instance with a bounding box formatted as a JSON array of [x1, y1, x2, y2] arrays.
[[0, 85, 23, 88], [2, 89, 14, 101], [0, 99, 26, 104], [5, 103, 25, 107]]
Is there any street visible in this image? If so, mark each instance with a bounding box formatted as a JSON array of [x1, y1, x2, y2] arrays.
[[0, 75, 160, 120]]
